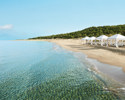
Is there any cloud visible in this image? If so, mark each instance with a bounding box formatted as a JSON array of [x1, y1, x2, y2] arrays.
[[0, 24, 13, 30]]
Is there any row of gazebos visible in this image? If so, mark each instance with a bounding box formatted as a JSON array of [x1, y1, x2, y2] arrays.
[[81, 34, 125, 48]]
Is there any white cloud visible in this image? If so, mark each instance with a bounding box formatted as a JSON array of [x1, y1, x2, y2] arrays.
[[0, 24, 13, 30]]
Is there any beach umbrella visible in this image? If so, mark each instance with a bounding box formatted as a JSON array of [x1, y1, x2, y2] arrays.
[[108, 34, 125, 48], [97, 35, 108, 46]]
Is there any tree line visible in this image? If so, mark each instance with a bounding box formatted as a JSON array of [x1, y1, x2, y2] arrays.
[[30, 24, 125, 39]]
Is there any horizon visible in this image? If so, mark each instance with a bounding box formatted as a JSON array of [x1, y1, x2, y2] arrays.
[[0, 0, 125, 40]]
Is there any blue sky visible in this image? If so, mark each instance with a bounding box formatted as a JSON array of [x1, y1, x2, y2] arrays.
[[0, 0, 125, 40]]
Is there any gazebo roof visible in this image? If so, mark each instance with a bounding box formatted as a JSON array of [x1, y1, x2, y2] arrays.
[[82, 36, 89, 40], [88, 37, 96, 40], [108, 34, 125, 40], [97, 35, 108, 40]]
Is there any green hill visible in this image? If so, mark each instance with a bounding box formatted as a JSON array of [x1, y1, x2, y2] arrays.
[[31, 25, 125, 39]]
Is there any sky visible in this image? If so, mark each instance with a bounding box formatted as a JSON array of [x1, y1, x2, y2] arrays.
[[0, 0, 125, 40]]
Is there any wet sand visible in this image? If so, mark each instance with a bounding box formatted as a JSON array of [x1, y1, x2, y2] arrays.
[[87, 57, 125, 84]]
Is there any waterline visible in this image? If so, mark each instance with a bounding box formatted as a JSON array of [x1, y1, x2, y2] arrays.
[[0, 41, 124, 99]]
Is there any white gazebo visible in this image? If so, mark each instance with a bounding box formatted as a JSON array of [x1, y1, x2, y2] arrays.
[[96, 35, 108, 46], [81, 36, 89, 44], [107, 34, 125, 48], [88, 37, 96, 45]]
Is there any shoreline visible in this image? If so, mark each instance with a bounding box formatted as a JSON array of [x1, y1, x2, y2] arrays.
[[26, 39, 125, 70], [48, 39, 125, 85], [51, 40, 125, 84], [17, 39, 125, 84], [41, 39, 125, 70]]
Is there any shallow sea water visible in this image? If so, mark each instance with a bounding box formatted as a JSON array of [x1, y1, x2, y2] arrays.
[[0, 41, 124, 100]]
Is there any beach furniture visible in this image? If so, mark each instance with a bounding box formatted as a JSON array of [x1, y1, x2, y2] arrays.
[[96, 35, 108, 46], [88, 37, 96, 45], [81, 36, 89, 44], [107, 34, 125, 48]]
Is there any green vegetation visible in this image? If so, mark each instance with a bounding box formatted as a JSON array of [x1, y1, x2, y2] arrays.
[[31, 24, 125, 39]]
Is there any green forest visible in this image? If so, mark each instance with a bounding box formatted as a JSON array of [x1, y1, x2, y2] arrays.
[[31, 24, 125, 39]]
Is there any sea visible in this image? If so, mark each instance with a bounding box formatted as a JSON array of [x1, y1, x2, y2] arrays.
[[0, 41, 124, 100]]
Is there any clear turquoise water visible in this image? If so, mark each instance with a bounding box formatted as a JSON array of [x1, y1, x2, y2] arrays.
[[0, 41, 123, 100]]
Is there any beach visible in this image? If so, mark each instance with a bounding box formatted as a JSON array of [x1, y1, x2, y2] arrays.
[[2, 40, 125, 99], [28, 39, 125, 71], [1, 40, 123, 99], [26, 39, 125, 84]]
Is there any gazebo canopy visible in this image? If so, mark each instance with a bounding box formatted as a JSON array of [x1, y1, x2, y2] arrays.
[[88, 37, 96, 40], [97, 35, 108, 40], [81, 36, 89, 40], [108, 34, 125, 40]]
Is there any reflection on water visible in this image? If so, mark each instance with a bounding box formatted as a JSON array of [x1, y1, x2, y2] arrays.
[[0, 41, 124, 100]]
